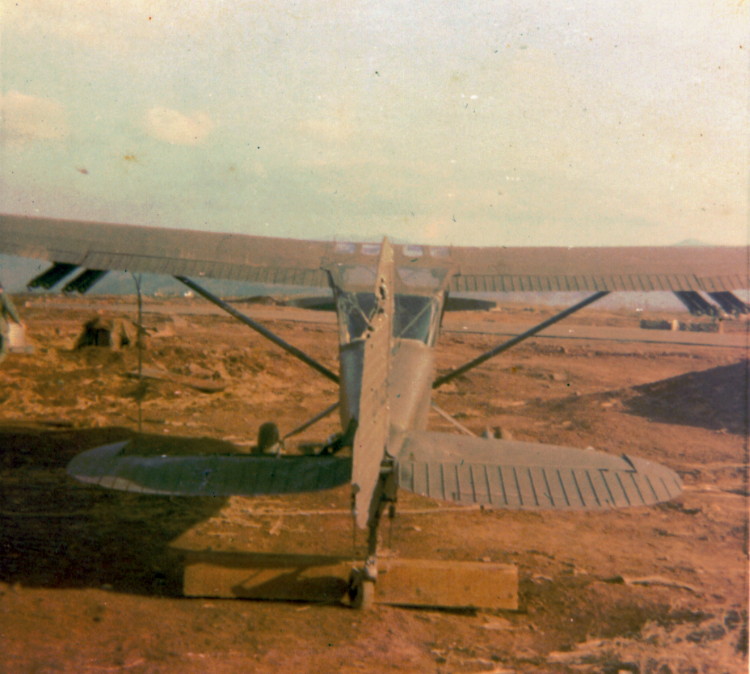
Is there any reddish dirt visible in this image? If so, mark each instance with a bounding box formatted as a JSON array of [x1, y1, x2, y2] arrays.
[[0, 296, 747, 673]]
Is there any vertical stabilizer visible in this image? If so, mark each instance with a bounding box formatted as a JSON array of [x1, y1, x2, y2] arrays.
[[351, 239, 394, 528]]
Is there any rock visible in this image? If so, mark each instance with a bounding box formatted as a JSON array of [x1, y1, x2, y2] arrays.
[[75, 317, 139, 350], [481, 426, 513, 440]]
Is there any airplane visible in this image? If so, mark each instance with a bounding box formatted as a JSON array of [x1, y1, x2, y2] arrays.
[[0, 213, 747, 607]]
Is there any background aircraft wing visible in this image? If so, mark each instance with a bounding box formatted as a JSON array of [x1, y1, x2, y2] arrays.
[[397, 430, 682, 510], [0, 213, 746, 292]]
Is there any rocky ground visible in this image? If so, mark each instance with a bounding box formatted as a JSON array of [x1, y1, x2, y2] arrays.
[[0, 296, 747, 673]]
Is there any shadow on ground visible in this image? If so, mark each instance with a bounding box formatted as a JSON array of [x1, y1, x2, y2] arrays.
[[0, 424, 226, 596], [623, 360, 749, 436]]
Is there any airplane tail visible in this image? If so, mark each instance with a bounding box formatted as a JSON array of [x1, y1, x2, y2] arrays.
[[396, 430, 681, 510], [67, 431, 680, 510], [350, 238, 395, 528]]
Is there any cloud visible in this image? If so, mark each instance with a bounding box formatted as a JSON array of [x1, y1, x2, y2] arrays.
[[4, 0, 213, 53], [298, 111, 355, 144], [0, 91, 69, 144], [143, 107, 214, 145]]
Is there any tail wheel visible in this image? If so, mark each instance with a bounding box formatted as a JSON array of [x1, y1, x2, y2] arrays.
[[347, 569, 375, 610], [256, 422, 280, 454]]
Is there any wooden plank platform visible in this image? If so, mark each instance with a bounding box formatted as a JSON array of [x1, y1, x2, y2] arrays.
[[375, 558, 518, 609], [183, 551, 518, 609], [184, 552, 350, 603]]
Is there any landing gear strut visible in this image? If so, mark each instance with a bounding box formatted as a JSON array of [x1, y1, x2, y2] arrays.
[[347, 561, 377, 609], [347, 462, 398, 609]]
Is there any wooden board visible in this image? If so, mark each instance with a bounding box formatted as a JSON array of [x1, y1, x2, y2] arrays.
[[376, 558, 518, 610], [183, 551, 518, 610]]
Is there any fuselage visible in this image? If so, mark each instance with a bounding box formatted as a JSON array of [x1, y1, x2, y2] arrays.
[[338, 336, 435, 433], [327, 249, 451, 528], [329, 274, 448, 438]]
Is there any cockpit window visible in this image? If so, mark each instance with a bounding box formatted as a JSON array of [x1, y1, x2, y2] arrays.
[[327, 263, 450, 346], [335, 291, 440, 345], [336, 291, 376, 340], [395, 295, 435, 341]]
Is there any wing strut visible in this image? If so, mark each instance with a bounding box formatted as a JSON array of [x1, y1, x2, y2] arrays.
[[430, 402, 477, 437], [433, 290, 609, 388], [282, 401, 339, 441], [174, 276, 339, 384]]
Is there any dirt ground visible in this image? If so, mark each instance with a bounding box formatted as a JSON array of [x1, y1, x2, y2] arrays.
[[1, 296, 747, 673]]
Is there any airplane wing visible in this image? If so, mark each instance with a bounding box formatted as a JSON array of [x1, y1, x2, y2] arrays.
[[446, 244, 748, 292], [0, 214, 333, 287], [67, 441, 352, 496], [396, 431, 681, 510], [0, 213, 747, 292]]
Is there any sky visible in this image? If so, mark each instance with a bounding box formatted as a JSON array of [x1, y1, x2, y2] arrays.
[[0, 0, 747, 247]]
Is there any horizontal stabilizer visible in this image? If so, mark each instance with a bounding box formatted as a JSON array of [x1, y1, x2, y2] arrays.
[[397, 431, 681, 510], [281, 296, 496, 312], [444, 297, 496, 312], [67, 441, 352, 496]]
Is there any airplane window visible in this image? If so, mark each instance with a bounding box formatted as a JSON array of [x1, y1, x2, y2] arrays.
[[341, 266, 377, 287], [360, 243, 381, 256], [337, 264, 446, 291], [334, 241, 357, 254], [337, 292, 377, 340], [335, 291, 437, 344], [396, 267, 441, 288], [394, 295, 435, 341]]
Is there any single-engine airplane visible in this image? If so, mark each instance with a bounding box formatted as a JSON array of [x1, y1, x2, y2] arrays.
[[1, 213, 747, 606]]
